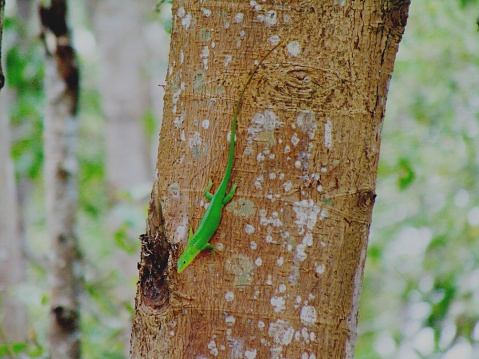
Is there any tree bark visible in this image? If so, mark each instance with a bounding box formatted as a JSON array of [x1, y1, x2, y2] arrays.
[[40, 1, 81, 358], [131, 1, 410, 358]]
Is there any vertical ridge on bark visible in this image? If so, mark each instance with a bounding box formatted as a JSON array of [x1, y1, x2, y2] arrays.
[[39, 1, 81, 358]]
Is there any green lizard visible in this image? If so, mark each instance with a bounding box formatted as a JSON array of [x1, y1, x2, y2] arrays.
[[177, 44, 280, 273]]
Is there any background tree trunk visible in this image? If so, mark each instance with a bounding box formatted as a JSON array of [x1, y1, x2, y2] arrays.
[[90, 0, 163, 350], [40, 1, 81, 358], [131, 1, 410, 358]]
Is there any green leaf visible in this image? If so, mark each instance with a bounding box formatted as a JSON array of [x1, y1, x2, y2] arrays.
[[12, 342, 28, 353], [397, 157, 415, 190]]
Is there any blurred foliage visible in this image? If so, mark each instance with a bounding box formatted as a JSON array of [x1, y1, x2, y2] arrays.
[[357, 1, 479, 358]]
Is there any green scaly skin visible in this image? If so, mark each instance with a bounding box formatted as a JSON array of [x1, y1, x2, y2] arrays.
[[177, 45, 280, 273]]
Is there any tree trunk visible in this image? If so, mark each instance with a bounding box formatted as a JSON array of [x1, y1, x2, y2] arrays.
[[131, 1, 410, 358], [40, 1, 81, 358]]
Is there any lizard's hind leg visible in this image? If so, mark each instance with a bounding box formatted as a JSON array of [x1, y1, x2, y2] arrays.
[[204, 179, 214, 200]]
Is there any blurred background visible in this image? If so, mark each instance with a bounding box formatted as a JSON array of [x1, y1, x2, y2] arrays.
[[0, 0, 478, 358]]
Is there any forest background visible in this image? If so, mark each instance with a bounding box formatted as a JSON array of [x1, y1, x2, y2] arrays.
[[1, 0, 479, 358]]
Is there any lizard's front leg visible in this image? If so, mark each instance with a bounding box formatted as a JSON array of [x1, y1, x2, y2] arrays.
[[222, 183, 238, 204]]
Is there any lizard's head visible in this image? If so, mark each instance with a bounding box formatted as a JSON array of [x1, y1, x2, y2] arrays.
[[177, 252, 195, 273]]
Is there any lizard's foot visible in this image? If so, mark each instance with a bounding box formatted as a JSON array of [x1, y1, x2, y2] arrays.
[[223, 183, 238, 204]]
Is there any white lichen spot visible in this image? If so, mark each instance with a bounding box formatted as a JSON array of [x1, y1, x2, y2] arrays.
[[182, 13, 193, 29], [180, 50, 184, 64], [170, 330, 175, 336], [264, 10, 277, 26], [208, 340, 219, 356], [244, 224, 255, 234], [278, 284, 286, 293], [295, 244, 307, 262], [302, 353, 308, 359], [201, 7, 211, 17], [265, 234, 273, 243], [202, 119, 210, 129], [300, 305, 317, 327], [256, 152, 265, 162], [248, 110, 284, 139], [310, 332, 316, 342], [303, 232, 313, 247], [271, 296, 286, 312], [293, 199, 321, 231], [216, 242, 224, 251], [188, 132, 202, 149], [225, 315, 236, 326], [180, 130, 186, 141], [319, 207, 329, 220], [308, 293, 315, 300], [324, 119, 333, 148], [302, 327, 309, 342], [225, 291, 235, 302], [316, 263, 325, 274], [250, 241, 257, 250], [177, 6, 185, 17], [200, 46, 209, 70], [294, 160, 302, 169], [235, 12, 244, 23], [259, 211, 283, 227], [255, 257, 262, 266], [316, 185, 323, 192], [254, 174, 264, 189], [287, 41, 302, 57], [244, 349, 257, 359], [291, 133, 300, 147], [269, 35, 281, 46], [284, 144, 291, 154], [211, 41, 215, 48], [173, 112, 185, 129], [240, 30, 246, 37], [269, 172, 277, 180], [268, 320, 294, 345], [296, 110, 317, 139], [277, 256, 284, 266], [266, 274, 273, 285], [221, 55, 231, 69], [334, 0, 346, 6], [258, 320, 265, 329], [224, 20, 230, 29]]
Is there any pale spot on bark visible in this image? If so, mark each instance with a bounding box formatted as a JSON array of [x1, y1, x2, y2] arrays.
[[287, 41, 301, 57], [235, 12, 244, 23], [324, 119, 333, 148], [271, 296, 286, 312], [300, 305, 317, 327], [225, 291, 235, 302], [268, 319, 294, 345]]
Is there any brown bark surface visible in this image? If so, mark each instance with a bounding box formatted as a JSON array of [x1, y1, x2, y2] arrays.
[[131, 1, 410, 358]]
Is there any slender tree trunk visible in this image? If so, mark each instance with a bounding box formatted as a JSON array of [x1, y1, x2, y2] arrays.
[[91, 0, 154, 195], [90, 0, 157, 350], [131, 1, 410, 357], [39, 1, 81, 358]]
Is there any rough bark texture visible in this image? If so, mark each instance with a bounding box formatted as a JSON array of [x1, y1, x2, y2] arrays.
[[131, 1, 410, 358], [40, 1, 81, 358]]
